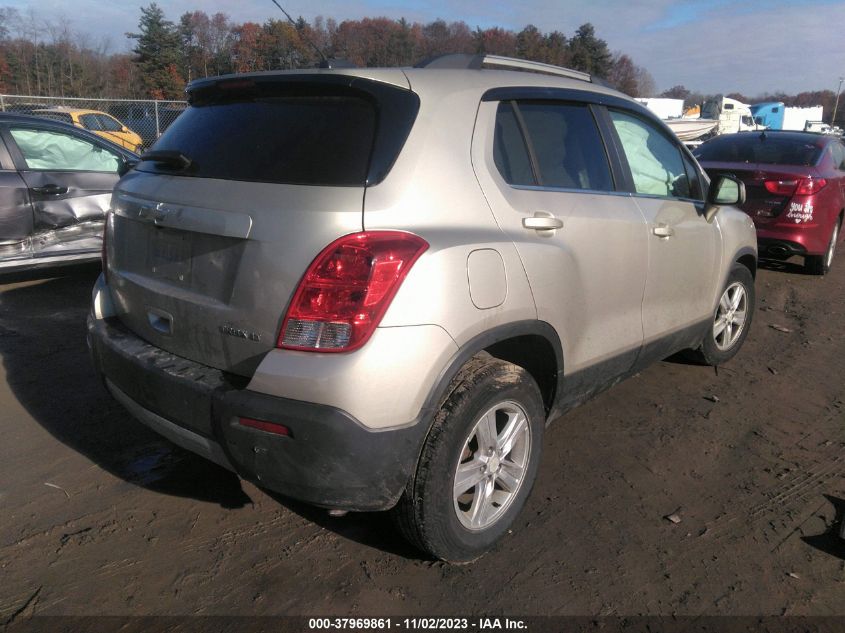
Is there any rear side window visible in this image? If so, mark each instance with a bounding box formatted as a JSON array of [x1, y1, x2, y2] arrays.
[[610, 109, 691, 198], [493, 100, 614, 192], [144, 92, 377, 186], [494, 102, 534, 186], [38, 112, 73, 124], [693, 135, 823, 166]]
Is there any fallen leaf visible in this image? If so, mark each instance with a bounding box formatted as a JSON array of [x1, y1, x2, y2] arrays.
[[44, 482, 69, 498], [770, 324, 792, 333]]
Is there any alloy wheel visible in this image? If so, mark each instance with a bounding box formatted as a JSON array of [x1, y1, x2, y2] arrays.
[[713, 281, 748, 351], [453, 400, 531, 531]]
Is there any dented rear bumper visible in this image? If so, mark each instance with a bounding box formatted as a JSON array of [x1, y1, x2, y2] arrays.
[[87, 314, 427, 511]]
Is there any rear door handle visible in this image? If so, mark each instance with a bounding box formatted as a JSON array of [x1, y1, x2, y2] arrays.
[[31, 184, 69, 195], [522, 213, 563, 231], [652, 224, 675, 238]]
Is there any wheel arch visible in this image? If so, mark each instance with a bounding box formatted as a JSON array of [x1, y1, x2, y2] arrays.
[[420, 320, 564, 423], [734, 245, 757, 278]]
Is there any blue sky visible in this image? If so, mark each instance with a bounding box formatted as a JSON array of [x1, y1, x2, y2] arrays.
[[6, 0, 845, 96]]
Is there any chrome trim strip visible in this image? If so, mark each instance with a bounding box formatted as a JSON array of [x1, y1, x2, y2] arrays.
[[509, 183, 705, 204], [0, 251, 99, 269]]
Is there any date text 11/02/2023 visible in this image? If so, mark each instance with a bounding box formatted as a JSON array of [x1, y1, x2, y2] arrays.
[[308, 618, 529, 630]]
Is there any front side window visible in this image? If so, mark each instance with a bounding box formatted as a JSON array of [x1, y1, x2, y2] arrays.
[[681, 153, 705, 201], [10, 128, 120, 172], [610, 110, 691, 198], [493, 100, 614, 192]]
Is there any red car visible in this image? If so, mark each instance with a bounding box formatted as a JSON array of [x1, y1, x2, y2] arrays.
[[694, 131, 845, 275]]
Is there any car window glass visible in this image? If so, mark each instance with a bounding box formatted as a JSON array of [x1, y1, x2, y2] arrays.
[[681, 153, 704, 201], [517, 101, 614, 191], [147, 92, 377, 185], [79, 113, 102, 131], [97, 114, 124, 132], [10, 128, 120, 172], [610, 109, 690, 198], [692, 135, 823, 166], [493, 101, 535, 186], [832, 142, 845, 170], [39, 112, 73, 124]]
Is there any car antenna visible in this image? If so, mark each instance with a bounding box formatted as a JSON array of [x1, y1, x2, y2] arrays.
[[269, 0, 330, 67]]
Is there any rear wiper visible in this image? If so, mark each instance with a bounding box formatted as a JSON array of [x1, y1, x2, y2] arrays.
[[140, 150, 193, 171]]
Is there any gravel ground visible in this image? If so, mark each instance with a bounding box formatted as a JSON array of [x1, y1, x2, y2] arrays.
[[1, 258, 843, 619]]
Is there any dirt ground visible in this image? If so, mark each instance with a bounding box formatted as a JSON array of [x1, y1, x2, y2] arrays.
[[0, 258, 843, 619]]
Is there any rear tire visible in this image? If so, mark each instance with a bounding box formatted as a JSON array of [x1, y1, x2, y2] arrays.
[[392, 355, 544, 562], [805, 219, 840, 276], [688, 264, 755, 366]]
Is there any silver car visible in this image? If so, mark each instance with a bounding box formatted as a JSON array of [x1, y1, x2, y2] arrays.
[[88, 54, 757, 562]]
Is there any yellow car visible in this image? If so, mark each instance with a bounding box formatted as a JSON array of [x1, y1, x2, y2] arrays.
[[34, 108, 143, 152]]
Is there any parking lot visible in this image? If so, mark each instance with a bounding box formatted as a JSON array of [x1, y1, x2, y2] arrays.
[[1, 259, 843, 618]]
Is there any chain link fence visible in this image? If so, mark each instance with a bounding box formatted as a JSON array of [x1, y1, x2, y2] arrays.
[[0, 95, 188, 152]]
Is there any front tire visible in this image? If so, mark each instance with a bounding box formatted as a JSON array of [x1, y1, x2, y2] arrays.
[[392, 356, 544, 562], [689, 264, 755, 366]]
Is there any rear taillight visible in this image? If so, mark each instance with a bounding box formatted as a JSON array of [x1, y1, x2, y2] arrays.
[[278, 231, 429, 353], [764, 177, 827, 196], [795, 177, 826, 195], [764, 180, 797, 195]]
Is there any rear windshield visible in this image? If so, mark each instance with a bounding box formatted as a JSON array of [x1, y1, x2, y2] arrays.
[[139, 90, 377, 186], [693, 135, 824, 166]]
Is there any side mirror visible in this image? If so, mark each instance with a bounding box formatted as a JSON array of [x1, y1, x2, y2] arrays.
[[118, 157, 139, 177], [704, 175, 745, 223]]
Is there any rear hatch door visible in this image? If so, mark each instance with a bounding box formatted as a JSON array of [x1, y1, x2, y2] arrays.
[[702, 161, 816, 225], [107, 73, 418, 377]]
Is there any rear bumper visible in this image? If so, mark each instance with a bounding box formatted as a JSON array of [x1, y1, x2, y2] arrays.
[[757, 237, 808, 260], [754, 222, 831, 257], [87, 315, 428, 511]]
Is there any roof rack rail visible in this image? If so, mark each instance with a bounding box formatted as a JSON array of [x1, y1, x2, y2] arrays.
[[415, 53, 592, 83]]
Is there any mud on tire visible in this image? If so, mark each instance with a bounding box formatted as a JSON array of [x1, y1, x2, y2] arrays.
[[392, 355, 545, 562], [687, 264, 755, 366]]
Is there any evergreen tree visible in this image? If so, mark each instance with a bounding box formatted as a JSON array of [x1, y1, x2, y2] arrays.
[[568, 23, 611, 78], [127, 3, 184, 99]]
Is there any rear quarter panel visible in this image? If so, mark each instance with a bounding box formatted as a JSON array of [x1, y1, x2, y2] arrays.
[[363, 73, 537, 346]]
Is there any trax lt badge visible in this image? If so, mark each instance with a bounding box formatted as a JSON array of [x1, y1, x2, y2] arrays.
[[219, 325, 261, 342]]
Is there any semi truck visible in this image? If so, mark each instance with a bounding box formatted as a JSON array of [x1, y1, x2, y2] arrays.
[[749, 102, 825, 131]]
